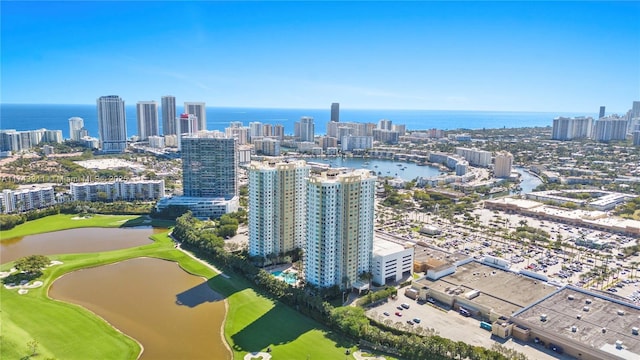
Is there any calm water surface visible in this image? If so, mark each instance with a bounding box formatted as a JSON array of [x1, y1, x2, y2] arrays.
[[1, 227, 162, 264], [306, 157, 441, 181], [49, 257, 229, 360]]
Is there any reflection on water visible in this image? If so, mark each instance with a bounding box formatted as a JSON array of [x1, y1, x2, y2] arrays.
[[1, 228, 161, 264], [50, 257, 229, 360]]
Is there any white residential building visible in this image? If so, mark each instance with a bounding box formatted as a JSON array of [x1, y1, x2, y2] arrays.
[[248, 160, 310, 259], [136, 101, 159, 140], [0, 186, 56, 214], [455, 147, 492, 167], [70, 180, 165, 202], [184, 102, 206, 132], [371, 238, 414, 285], [305, 169, 376, 289]]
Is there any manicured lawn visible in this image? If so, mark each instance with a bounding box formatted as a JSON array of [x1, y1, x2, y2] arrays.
[[0, 214, 138, 240], [1, 217, 357, 360]]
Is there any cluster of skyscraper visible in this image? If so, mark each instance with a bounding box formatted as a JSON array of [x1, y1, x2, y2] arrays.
[[95, 95, 207, 153], [248, 160, 376, 289], [552, 101, 640, 143]]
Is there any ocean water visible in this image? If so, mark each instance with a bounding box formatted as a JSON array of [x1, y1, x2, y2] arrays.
[[0, 104, 592, 139]]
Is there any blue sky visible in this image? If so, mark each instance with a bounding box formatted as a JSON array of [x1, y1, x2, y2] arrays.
[[2, 1, 639, 112]]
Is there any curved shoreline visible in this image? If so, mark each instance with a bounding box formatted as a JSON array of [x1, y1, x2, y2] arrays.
[[47, 254, 232, 360], [48, 259, 148, 360]]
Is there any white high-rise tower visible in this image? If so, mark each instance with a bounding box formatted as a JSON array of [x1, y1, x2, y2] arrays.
[[68, 117, 85, 141], [161, 96, 177, 135], [184, 102, 206, 132], [136, 101, 159, 140]]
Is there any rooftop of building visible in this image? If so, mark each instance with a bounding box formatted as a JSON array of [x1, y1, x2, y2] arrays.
[[512, 286, 640, 358], [413, 241, 468, 267], [416, 261, 557, 317], [372, 236, 412, 257]]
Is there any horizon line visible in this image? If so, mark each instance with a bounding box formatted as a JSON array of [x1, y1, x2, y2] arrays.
[[0, 103, 601, 114]]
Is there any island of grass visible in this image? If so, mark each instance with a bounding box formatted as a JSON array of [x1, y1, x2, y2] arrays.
[[0, 215, 358, 360]]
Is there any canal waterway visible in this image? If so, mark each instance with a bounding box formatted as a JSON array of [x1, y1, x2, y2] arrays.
[[514, 167, 544, 194], [49, 257, 230, 360], [1, 227, 162, 264], [306, 157, 441, 181]]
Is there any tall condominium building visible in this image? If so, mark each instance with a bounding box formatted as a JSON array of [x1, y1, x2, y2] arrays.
[[273, 124, 285, 140], [633, 131, 640, 146], [181, 132, 237, 199], [593, 117, 628, 142], [184, 102, 206, 132], [248, 160, 310, 259], [599, 106, 606, 119], [161, 96, 177, 135], [225, 123, 249, 145], [249, 122, 263, 140], [68, 117, 85, 141], [551, 116, 593, 141], [494, 151, 513, 178], [295, 116, 314, 142], [136, 101, 159, 140], [378, 119, 392, 130], [633, 101, 640, 119], [331, 102, 340, 122], [305, 169, 376, 289], [176, 113, 198, 150], [97, 95, 127, 153]]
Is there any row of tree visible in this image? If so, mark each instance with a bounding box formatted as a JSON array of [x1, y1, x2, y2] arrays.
[[171, 212, 526, 360]]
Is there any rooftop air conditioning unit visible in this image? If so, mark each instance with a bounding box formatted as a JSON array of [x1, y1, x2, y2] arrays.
[[617, 310, 625, 316], [540, 314, 548, 322], [571, 325, 577, 332]]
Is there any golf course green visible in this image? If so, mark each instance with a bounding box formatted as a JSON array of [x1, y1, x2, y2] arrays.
[[0, 214, 356, 359]]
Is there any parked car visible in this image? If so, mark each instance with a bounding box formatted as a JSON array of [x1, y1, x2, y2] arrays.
[[383, 312, 390, 316], [406, 320, 414, 325], [413, 318, 421, 323], [395, 312, 402, 317], [401, 303, 410, 309]]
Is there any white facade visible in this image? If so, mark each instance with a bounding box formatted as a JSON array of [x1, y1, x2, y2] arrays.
[[1, 186, 56, 214], [341, 135, 373, 151], [136, 101, 159, 140], [593, 117, 628, 142], [552, 116, 593, 140], [455, 147, 492, 167], [161, 96, 177, 135], [155, 196, 239, 220], [494, 151, 513, 178], [248, 160, 309, 258], [305, 169, 376, 289], [184, 102, 206, 132], [148, 136, 165, 149], [371, 238, 414, 285], [97, 95, 127, 153], [69, 117, 85, 141], [70, 180, 165, 202], [295, 116, 315, 142]]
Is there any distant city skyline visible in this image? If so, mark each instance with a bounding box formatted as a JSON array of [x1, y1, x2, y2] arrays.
[[2, 1, 639, 112]]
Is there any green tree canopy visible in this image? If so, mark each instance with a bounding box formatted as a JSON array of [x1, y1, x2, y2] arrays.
[[14, 255, 51, 275]]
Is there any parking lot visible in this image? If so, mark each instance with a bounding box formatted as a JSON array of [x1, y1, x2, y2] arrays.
[[366, 292, 574, 360]]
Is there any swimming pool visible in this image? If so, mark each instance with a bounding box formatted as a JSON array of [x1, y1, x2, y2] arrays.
[[271, 270, 297, 285]]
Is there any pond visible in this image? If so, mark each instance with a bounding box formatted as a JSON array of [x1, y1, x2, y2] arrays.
[[49, 257, 230, 359], [1, 227, 163, 264]]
